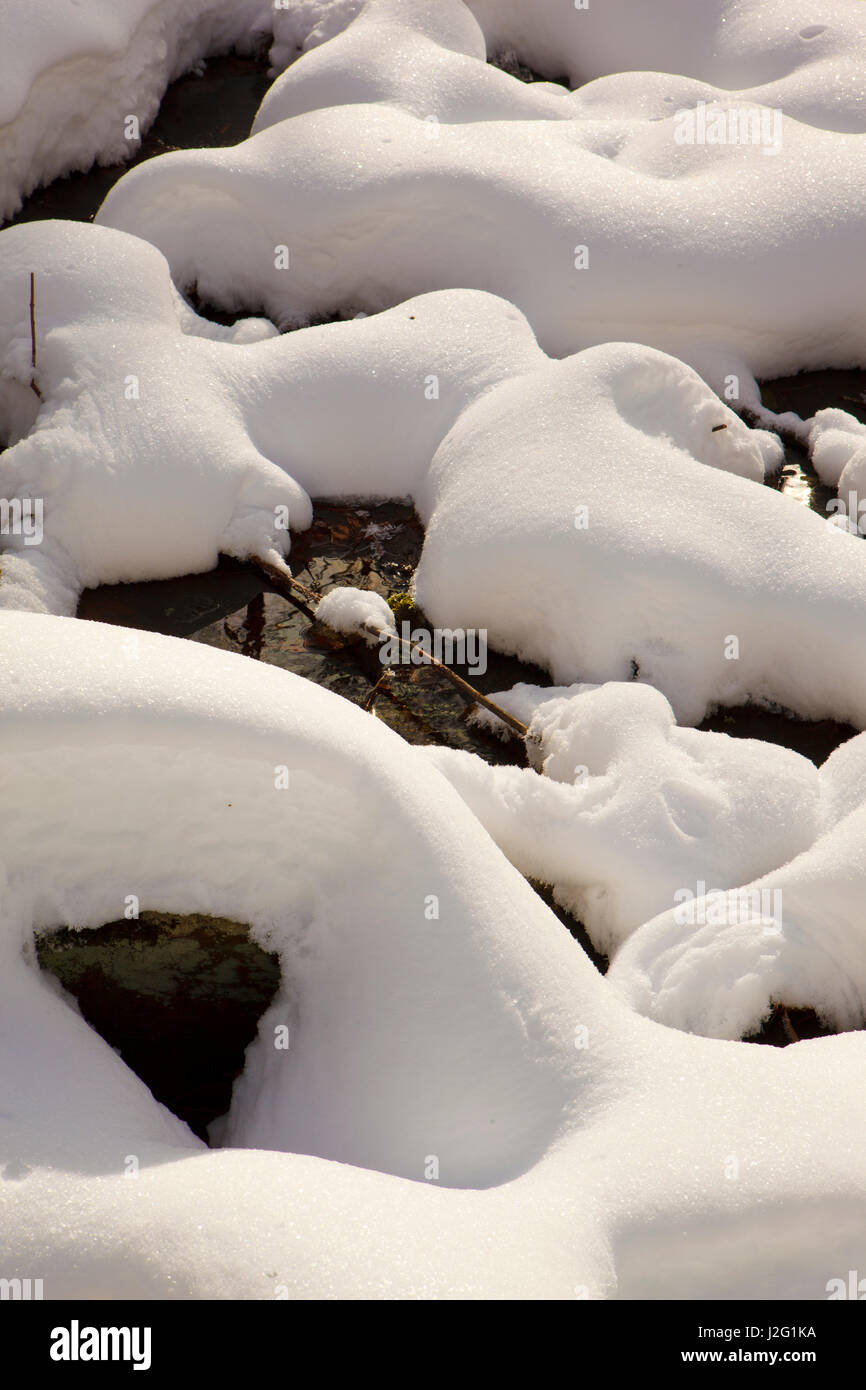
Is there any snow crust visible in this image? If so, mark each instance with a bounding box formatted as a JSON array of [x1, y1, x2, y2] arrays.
[[2, 610, 866, 1299]]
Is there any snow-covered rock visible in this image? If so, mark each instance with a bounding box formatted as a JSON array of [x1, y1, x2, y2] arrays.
[[466, 0, 866, 133], [809, 407, 866, 529], [609, 731, 866, 1041], [2, 609, 866, 1299], [424, 681, 820, 957]]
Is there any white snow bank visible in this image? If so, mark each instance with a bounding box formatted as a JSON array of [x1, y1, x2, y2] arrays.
[[261, 0, 571, 129], [96, 81, 866, 381], [609, 732, 866, 1040], [268, 0, 866, 134], [0, 0, 272, 223], [0, 220, 537, 613], [8, 220, 866, 732], [3, 609, 866, 1299], [808, 408, 866, 528], [423, 681, 819, 958], [465, 0, 866, 133]]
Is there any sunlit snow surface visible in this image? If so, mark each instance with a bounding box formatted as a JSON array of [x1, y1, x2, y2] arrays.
[[2, 612, 866, 1299], [2, 0, 866, 1300]]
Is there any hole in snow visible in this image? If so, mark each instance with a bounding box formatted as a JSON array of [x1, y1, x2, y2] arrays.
[[182, 282, 267, 329], [487, 49, 570, 89], [799, 25, 827, 40], [36, 911, 281, 1142], [744, 1004, 835, 1046]]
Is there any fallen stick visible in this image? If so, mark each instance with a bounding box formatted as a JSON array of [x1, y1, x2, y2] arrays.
[[360, 618, 528, 738], [29, 272, 43, 401], [251, 555, 319, 621], [362, 668, 392, 714], [252, 555, 529, 738]]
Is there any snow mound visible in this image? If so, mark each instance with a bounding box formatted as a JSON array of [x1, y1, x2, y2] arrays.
[[609, 732, 866, 1040], [3, 608, 866, 1299], [266, 0, 866, 134], [0, 0, 273, 223], [95, 2, 866, 379], [465, 0, 866, 133], [424, 681, 819, 957], [7, 220, 866, 731], [808, 407, 866, 527]]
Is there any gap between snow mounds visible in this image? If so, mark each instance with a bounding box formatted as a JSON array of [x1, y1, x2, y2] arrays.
[[77, 500, 551, 764], [36, 911, 281, 1143], [6, 610, 866, 1299], [9, 220, 866, 735]]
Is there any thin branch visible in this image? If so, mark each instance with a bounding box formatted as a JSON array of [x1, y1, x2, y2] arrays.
[[362, 668, 392, 713], [361, 619, 529, 738], [29, 272, 43, 402], [251, 555, 319, 621], [251, 554, 529, 738], [779, 1006, 799, 1044]]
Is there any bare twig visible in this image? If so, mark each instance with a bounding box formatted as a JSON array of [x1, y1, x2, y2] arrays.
[[779, 1006, 799, 1044], [361, 618, 529, 737], [362, 668, 392, 713], [251, 555, 529, 737], [251, 555, 319, 621], [29, 272, 43, 402]]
